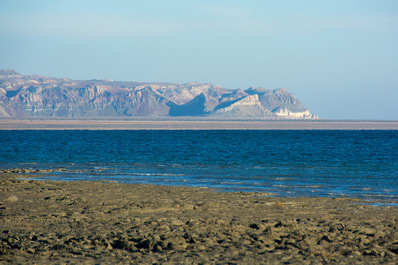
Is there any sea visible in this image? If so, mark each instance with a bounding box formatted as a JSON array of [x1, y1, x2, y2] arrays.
[[1, 130, 397, 200]]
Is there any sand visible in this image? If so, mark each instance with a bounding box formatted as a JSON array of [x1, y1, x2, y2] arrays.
[[1, 119, 398, 130], [1, 173, 398, 264]]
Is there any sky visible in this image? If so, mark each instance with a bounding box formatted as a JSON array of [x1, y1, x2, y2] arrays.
[[0, 0, 397, 119]]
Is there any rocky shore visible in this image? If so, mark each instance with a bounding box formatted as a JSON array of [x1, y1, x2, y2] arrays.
[[1, 173, 398, 264]]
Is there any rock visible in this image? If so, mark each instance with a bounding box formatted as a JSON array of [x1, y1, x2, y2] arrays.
[[363, 249, 377, 256], [359, 228, 376, 236], [171, 219, 184, 226], [166, 237, 188, 251], [135, 239, 151, 250], [26, 248, 35, 254], [388, 246, 398, 255], [249, 223, 260, 229], [317, 235, 333, 244], [203, 238, 215, 247], [2, 175, 398, 264]]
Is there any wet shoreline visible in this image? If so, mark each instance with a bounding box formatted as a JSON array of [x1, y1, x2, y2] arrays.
[[2, 167, 397, 201]]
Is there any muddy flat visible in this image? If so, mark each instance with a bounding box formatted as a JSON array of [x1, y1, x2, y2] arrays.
[[1, 173, 398, 264], [1, 119, 398, 130]]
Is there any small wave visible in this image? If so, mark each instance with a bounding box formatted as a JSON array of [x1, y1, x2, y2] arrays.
[[274, 177, 294, 181], [128, 173, 187, 177], [219, 181, 246, 185], [356, 202, 398, 207]]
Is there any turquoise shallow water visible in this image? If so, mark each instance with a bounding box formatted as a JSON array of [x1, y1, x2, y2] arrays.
[[1, 130, 397, 199]]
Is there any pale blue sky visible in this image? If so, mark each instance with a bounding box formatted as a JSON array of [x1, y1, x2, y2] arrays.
[[1, 0, 397, 119]]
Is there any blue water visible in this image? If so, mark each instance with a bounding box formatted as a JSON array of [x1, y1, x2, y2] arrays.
[[1, 130, 397, 199]]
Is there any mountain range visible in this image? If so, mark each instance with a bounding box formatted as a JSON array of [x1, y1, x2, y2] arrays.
[[0, 69, 317, 119]]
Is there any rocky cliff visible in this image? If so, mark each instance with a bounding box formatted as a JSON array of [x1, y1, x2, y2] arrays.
[[0, 70, 317, 119]]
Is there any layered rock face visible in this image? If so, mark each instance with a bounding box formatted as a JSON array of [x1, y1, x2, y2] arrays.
[[0, 70, 317, 119]]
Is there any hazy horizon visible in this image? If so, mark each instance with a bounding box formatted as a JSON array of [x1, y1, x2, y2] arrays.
[[1, 0, 397, 119]]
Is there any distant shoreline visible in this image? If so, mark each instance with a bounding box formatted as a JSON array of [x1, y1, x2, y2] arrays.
[[1, 119, 398, 130]]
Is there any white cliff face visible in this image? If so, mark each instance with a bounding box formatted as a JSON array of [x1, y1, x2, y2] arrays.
[[0, 70, 318, 119], [213, 94, 276, 117], [220, 95, 261, 111], [273, 107, 318, 119]]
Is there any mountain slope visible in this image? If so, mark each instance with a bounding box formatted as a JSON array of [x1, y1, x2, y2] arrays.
[[0, 70, 317, 119]]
